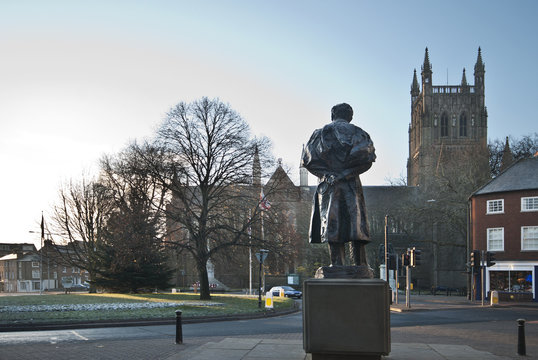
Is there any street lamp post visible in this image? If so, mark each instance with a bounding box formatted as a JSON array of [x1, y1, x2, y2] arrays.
[[426, 199, 437, 289]]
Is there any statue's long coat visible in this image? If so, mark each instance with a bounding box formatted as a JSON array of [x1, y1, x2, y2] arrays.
[[301, 119, 376, 244]]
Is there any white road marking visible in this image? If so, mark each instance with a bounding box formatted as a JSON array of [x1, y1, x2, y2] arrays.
[[71, 330, 89, 341]]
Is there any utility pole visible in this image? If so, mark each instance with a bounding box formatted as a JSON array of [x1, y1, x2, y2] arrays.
[[39, 213, 44, 295], [248, 209, 252, 295]]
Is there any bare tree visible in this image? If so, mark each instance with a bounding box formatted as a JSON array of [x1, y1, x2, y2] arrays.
[[143, 97, 277, 300], [51, 177, 113, 291]]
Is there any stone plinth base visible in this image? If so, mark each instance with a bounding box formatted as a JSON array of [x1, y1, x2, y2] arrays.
[[303, 278, 390, 359], [315, 265, 374, 279], [312, 354, 381, 360]]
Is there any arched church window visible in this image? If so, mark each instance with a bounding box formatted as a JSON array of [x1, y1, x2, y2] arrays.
[[459, 113, 468, 137], [440, 113, 448, 137]]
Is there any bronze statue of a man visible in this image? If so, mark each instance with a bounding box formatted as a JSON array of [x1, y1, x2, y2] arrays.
[[301, 103, 376, 268]]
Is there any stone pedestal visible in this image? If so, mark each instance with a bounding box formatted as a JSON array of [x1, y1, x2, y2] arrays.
[[303, 278, 390, 359], [315, 265, 374, 279]]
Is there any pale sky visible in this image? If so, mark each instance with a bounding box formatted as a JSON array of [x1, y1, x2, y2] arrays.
[[1, 0, 537, 248]]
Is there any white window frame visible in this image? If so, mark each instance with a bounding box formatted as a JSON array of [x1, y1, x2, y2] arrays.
[[521, 226, 538, 251], [521, 197, 538, 212], [31, 261, 40, 268], [486, 199, 504, 214], [487, 227, 504, 251], [31, 269, 40, 279]]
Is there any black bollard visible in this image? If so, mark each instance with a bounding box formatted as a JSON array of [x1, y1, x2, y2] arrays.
[[175, 310, 183, 344], [517, 318, 526, 356]]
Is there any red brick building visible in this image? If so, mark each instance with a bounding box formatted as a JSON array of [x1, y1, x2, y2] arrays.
[[470, 156, 538, 300]]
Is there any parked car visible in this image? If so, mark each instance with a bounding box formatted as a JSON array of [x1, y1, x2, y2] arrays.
[[269, 286, 302, 299], [71, 283, 90, 291]]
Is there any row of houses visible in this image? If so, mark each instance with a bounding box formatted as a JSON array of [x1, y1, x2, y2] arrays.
[[0, 240, 89, 293]]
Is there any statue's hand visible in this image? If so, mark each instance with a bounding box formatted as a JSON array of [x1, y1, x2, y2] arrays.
[[317, 174, 336, 195], [324, 174, 336, 185]]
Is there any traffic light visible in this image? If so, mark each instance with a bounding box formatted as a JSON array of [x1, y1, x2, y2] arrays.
[[401, 253, 410, 267], [486, 251, 496, 267], [388, 254, 397, 270], [409, 248, 421, 267], [412, 249, 421, 267], [470, 250, 481, 270]]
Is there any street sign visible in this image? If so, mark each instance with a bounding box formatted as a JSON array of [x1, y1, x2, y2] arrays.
[[255, 251, 268, 263]]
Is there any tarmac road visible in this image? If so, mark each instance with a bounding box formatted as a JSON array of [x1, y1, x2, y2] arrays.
[[0, 295, 537, 359]]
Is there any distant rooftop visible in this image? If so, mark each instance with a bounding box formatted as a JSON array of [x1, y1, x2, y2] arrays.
[[0, 253, 18, 261], [473, 156, 538, 196]]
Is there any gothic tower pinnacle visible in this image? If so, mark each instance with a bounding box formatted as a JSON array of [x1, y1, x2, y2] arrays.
[[421, 47, 432, 87], [500, 136, 514, 173], [474, 47, 485, 91], [411, 69, 420, 100], [461, 68, 468, 87], [299, 145, 309, 187]]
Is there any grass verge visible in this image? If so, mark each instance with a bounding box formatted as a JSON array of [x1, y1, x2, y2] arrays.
[[0, 292, 295, 325]]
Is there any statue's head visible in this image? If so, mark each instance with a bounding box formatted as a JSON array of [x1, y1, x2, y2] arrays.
[[331, 103, 353, 122]]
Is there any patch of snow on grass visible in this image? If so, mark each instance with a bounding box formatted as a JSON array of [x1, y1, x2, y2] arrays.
[[0, 301, 224, 313]]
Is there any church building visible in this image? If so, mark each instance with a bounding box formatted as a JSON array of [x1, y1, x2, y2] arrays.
[[169, 48, 492, 295], [408, 47, 489, 189]]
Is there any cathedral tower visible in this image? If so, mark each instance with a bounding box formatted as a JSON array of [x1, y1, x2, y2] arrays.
[[407, 47, 489, 188]]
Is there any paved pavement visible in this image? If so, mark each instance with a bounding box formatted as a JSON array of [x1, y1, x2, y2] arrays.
[[165, 295, 531, 360], [389, 293, 532, 312], [166, 337, 514, 360]]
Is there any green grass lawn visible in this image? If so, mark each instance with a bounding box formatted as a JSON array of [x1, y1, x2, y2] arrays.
[[0, 292, 296, 325]]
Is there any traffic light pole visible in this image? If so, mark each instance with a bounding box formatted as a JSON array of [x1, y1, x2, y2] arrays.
[[471, 266, 475, 301], [406, 264, 411, 308], [395, 259, 399, 305], [258, 257, 263, 308], [481, 250, 485, 307], [384, 215, 389, 285], [470, 249, 496, 304]]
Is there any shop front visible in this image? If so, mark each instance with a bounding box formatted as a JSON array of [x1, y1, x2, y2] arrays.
[[486, 262, 536, 301]]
